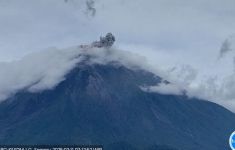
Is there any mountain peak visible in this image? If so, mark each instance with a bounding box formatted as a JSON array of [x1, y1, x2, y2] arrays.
[[0, 45, 149, 102], [0, 60, 234, 150]]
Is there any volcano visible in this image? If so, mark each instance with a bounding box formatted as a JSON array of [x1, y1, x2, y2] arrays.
[[0, 50, 234, 150]]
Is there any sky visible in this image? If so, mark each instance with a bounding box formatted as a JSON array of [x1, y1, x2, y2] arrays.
[[0, 0, 235, 111]]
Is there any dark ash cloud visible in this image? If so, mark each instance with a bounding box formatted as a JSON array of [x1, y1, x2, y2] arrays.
[[85, 0, 96, 17], [64, 0, 96, 17], [219, 35, 235, 58], [219, 38, 232, 58]]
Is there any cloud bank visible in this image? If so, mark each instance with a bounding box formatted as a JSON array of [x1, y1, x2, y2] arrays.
[[1, 44, 235, 113], [0, 45, 156, 102], [0, 47, 84, 100]]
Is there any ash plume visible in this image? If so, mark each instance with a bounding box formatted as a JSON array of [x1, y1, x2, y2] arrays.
[[85, 0, 96, 17], [64, 0, 96, 17]]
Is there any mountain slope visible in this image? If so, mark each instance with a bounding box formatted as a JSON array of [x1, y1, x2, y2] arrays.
[[0, 61, 234, 150]]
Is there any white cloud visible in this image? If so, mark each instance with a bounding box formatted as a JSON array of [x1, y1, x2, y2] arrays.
[[0, 45, 156, 101], [141, 83, 184, 96], [0, 47, 84, 100], [1, 44, 235, 113], [0, 44, 186, 102]]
